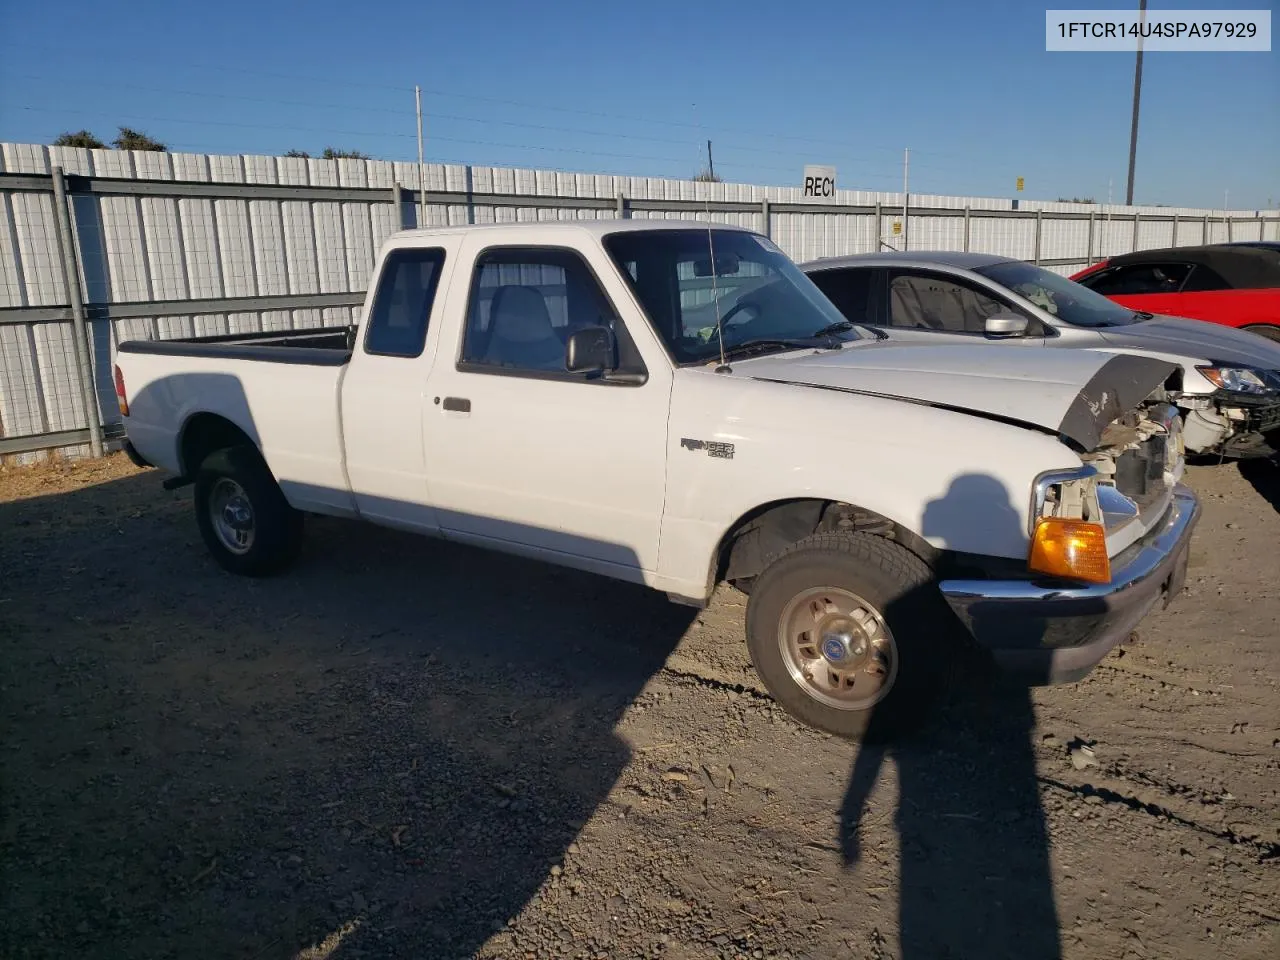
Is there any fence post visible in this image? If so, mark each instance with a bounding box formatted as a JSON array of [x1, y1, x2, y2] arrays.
[[1226, 214, 1233, 241], [464, 165, 475, 225], [760, 197, 771, 239], [1033, 209, 1042, 264], [1171, 213, 1179, 247], [50, 167, 103, 458], [963, 206, 971, 252], [1202, 214, 1209, 243], [392, 183, 404, 228], [1132, 212, 1141, 251], [902, 192, 910, 251], [1086, 210, 1096, 265], [874, 201, 882, 250], [616, 192, 626, 219]]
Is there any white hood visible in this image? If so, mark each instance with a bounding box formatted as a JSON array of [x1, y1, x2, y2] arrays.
[[1098, 314, 1280, 370], [735, 341, 1176, 450]]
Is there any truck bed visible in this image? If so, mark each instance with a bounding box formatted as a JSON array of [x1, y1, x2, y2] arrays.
[[118, 326, 353, 366]]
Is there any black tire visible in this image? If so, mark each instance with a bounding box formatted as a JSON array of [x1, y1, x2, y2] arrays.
[[745, 532, 955, 742], [1242, 324, 1280, 343], [193, 445, 303, 577]]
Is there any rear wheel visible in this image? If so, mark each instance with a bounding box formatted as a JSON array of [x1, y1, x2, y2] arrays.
[[745, 532, 955, 741], [1242, 324, 1280, 343], [194, 446, 303, 576]]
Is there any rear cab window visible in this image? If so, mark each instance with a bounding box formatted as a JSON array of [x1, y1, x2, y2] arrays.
[[364, 248, 447, 358]]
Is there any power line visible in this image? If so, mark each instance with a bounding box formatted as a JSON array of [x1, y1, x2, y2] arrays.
[[7, 73, 944, 171], [1, 54, 974, 162], [13, 104, 864, 177]]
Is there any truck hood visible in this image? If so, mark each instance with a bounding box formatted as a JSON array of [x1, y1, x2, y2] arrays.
[[736, 342, 1176, 450], [1097, 314, 1280, 370]]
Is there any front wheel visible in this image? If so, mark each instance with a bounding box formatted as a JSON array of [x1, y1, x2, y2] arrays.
[[194, 446, 303, 576], [745, 532, 955, 741]]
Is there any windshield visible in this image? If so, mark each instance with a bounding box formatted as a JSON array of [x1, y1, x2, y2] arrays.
[[604, 228, 863, 364], [975, 261, 1138, 328]]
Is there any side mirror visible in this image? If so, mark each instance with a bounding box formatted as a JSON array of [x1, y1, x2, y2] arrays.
[[984, 313, 1030, 338], [565, 325, 616, 375]]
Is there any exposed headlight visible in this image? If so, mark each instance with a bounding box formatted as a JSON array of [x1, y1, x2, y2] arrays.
[[1196, 365, 1278, 396]]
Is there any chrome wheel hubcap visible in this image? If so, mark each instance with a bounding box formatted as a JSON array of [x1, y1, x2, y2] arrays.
[[209, 478, 255, 555], [778, 587, 898, 711]]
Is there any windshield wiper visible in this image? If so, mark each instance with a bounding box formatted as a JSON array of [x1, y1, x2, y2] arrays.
[[812, 319, 888, 341], [1132, 311, 1155, 321]]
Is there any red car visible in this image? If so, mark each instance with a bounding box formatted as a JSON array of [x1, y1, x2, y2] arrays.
[[1071, 245, 1280, 342]]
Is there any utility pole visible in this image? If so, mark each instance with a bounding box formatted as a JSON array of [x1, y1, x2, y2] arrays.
[[415, 85, 426, 227], [706, 139, 715, 181], [902, 147, 910, 251], [1125, 0, 1147, 205]]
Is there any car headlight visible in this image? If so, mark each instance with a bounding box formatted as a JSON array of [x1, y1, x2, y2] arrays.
[[1196, 365, 1279, 396]]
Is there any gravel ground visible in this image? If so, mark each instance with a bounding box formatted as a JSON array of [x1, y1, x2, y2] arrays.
[[1, 454, 1277, 960]]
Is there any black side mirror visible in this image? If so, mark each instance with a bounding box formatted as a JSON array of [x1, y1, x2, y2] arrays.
[[565, 325, 616, 375]]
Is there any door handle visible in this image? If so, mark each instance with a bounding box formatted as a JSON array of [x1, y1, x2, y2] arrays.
[[442, 396, 471, 413]]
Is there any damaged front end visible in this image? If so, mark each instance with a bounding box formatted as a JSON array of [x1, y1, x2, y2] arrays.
[[940, 358, 1201, 685], [1177, 381, 1280, 459], [1035, 398, 1185, 559]]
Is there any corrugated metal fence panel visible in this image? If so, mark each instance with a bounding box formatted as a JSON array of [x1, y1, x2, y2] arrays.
[[2, 141, 1277, 459], [1096, 216, 1135, 259], [1040, 216, 1089, 261], [905, 215, 965, 252], [337, 158, 376, 292], [211, 155, 257, 299], [0, 191, 24, 307], [93, 149, 151, 303], [1136, 218, 1175, 250], [968, 215, 1036, 260], [245, 155, 289, 297]]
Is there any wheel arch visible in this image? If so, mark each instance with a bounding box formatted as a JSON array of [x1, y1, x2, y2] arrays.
[[708, 497, 937, 594], [178, 411, 263, 477], [1241, 323, 1280, 343]]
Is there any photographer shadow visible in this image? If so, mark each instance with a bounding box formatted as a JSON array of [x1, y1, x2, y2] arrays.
[[840, 473, 1063, 960]]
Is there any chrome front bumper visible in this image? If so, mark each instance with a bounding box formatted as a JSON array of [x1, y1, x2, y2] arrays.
[[939, 485, 1200, 685]]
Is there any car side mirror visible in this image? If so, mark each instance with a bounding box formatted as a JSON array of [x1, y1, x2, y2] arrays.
[[565, 325, 616, 375], [984, 313, 1030, 338]]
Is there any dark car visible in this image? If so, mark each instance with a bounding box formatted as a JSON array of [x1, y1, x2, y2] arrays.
[[1217, 240, 1280, 253]]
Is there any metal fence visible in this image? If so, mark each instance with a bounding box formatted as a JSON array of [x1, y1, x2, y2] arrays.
[[2, 141, 1277, 460]]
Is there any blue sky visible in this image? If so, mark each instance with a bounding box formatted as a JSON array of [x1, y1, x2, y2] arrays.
[[0, 0, 1275, 208]]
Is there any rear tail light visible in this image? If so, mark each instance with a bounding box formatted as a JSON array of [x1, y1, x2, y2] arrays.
[[114, 365, 129, 417]]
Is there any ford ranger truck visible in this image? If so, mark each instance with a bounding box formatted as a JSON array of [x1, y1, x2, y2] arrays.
[[116, 221, 1200, 740]]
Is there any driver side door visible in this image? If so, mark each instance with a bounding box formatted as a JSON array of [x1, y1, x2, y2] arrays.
[[422, 241, 672, 580]]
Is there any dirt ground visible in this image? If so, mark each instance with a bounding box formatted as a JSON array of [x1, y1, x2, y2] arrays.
[[1, 454, 1277, 960]]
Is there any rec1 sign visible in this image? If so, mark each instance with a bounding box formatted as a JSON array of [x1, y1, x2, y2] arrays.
[[802, 165, 837, 200]]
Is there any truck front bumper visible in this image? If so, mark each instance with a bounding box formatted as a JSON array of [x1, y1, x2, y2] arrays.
[[938, 485, 1200, 685]]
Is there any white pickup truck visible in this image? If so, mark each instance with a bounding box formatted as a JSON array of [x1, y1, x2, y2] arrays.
[[117, 220, 1199, 740]]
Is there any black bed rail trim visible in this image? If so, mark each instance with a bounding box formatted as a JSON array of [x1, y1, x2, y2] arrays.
[[118, 337, 352, 366]]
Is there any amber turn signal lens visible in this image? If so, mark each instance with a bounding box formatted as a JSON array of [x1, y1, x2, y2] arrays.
[[1028, 518, 1111, 585]]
